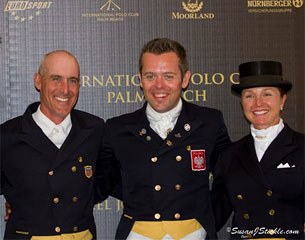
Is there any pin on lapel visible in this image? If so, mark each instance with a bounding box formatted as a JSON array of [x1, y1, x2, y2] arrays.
[[184, 123, 191, 131], [84, 165, 93, 178], [139, 128, 147, 136], [174, 133, 181, 138], [166, 140, 173, 146]]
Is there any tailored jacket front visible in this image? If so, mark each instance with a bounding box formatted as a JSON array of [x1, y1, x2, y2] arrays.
[[0, 102, 105, 239], [211, 124, 304, 239], [100, 99, 231, 239]]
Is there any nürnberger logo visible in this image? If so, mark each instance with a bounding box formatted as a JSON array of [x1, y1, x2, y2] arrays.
[[292, 0, 303, 7], [247, 0, 303, 13], [4, 1, 53, 22], [172, 0, 215, 20]]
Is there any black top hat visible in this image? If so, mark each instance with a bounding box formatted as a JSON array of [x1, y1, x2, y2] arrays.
[[231, 61, 292, 95]]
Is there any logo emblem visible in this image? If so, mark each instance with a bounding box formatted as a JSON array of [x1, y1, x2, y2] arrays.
[[182, 0, 204, 13], [292, 0, 304, 7], [84, 165, 93, 178], [4, 1, 53, 22], [190, 150, 206, 171], [100, 0, 121, 11]]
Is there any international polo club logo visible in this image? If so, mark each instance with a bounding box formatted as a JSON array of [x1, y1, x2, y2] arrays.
[[4, 1, 53, 22], [100, 0, 121, 11]]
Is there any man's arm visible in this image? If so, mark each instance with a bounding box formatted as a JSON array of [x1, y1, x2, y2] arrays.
[[94, 120, 122, 204]]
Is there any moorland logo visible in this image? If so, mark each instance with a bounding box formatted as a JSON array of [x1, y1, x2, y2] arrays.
[[182, 0, 203, 12], [247, 0, 303, 13], [172, 0, 215, 20], [81, 0, 139, 22], [4, 1, 53, 22]]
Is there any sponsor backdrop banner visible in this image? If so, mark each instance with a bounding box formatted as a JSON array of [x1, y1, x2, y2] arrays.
[[0, 0, 304, 239]]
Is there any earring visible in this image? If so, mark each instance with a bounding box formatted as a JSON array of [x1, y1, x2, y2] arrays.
[[280, 106, 283, 111]]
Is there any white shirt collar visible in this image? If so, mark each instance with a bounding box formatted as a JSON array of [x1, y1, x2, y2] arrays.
[[251, 118, 284, 141], [32, 105, 72, 138], [251, 119, 285, 162], [146, 98, 182, 122], [146, 98, 182, 139]]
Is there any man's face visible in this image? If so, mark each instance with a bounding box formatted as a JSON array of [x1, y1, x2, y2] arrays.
[[139, 52, 190, 113], [34, 52, 80, 124]]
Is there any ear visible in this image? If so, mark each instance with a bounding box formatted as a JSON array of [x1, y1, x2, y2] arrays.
[[34, 73, 42, 91], [138, 72, 143, 88], [280, 94, 287, 109], [182, 70, 191, 89]]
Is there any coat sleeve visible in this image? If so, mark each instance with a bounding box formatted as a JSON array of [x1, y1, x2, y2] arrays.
[[210, 111, 231, 173], [0, 123, 4, 195], [94, 119, 122, 203], [211, 149, 233, 231]]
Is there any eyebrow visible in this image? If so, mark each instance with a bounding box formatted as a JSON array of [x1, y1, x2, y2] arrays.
[[49, 74, 80, 81], [143, 71, 176, 75]]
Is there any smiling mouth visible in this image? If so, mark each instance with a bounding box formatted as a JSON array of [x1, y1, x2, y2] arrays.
[[253, 110, 268, 116], [153, 93, 167, 98], [55, 96, 69, 102]]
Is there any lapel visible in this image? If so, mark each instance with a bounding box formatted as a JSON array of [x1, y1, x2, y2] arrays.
[[157, 100, 203, 156], [126, 103, 164, 150], [237, 135, 268, 188], [259, 125, 297, 173], [125, 100, 204, 156], [19, 103, 94, 169], [51, 110, 94, 169], [20, 103, 58, 155]]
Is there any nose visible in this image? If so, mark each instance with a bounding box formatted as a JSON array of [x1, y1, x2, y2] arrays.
[[255, 96, 263, 106], [60, 79, 70, 94], [154, 75, 164, 88]]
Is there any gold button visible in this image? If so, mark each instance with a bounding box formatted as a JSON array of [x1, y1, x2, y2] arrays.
[[186, 145, 191, 151], [155, 185, 161, 191], [72, 197, 78, 202], [237, 194, 243, 200], [154, 213, 161, 220], [48, 170, 54, 176], [269, 209, 275, 216], [174, 213, 181, 219], [243, 213, 250, 219], [246, 234, 252, 238], [71, 166, 77, 172], [209, 172, 213, 180], [175, 184, 181, 191], [266, 190, 273, 197], [151, 157, 158, 163], [78, 156, 83, 163], [55, 227, 61, 233], [73, 226, 78, 232], [53, 197, 59, 204], [176, 156, 182, 162], [166, 140, 173, 146]]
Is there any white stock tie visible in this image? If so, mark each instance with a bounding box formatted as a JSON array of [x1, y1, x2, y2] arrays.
[[49, 125, 66, 148], [153, 114, 174, 139]]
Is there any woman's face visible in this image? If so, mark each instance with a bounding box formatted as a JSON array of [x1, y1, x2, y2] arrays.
[[241, 87, 287, 130]]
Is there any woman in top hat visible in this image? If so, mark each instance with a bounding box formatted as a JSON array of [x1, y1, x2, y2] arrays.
[[211, 61, 304, 239]]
